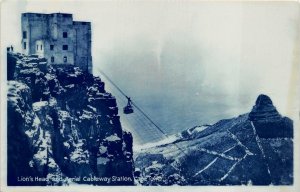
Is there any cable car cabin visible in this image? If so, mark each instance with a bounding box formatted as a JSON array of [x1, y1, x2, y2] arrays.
[[123, 105, 134, 114], [123, 96, 134, 114]]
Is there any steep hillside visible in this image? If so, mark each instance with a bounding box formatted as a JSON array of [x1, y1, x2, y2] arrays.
[[7, 52, 134, 186], [135, 95, 293, 185]]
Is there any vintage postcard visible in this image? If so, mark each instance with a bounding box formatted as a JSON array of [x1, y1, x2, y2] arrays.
[[0, 0, 299, 192]]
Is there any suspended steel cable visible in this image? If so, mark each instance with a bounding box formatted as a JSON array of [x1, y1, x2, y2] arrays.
[[98, 70, 188, 155], [98, 70, 129, 98], [101, 76, 159, 142]]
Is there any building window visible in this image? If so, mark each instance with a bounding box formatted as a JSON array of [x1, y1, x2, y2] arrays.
[[51, 56, 54, 63], [40, 45, 43, 50], [62, 45, 68, 50], [23, 42, 26, 49], [63, 56, 67, 63], [50, 45, 54, 50], [63, 32, 68, 38], [36, 45, 38, 50], [23, 31, 27, 39]]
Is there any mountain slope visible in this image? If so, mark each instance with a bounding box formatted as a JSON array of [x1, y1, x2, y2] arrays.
[[135, 95, 293, 185]]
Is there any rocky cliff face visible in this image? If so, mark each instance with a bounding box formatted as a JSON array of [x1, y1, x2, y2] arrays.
[[249, 94, 293, 138], [7, 52, 134, 186], [135, 95, 293, 185]]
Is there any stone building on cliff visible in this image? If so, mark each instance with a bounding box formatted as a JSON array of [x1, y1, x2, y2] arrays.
[[21, 12, 92, 73]]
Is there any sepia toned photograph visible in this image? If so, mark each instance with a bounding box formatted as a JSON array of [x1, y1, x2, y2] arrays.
[[0, 0, 299, 191]]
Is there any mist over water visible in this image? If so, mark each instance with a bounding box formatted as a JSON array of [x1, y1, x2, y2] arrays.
[[94, 37, 254, 142]]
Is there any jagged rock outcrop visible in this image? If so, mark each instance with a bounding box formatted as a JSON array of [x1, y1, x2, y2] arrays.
[[135, 95, 293, 186], [249, 94, 293, 138], [7, 81, 46, 186], [7, 52, 134, 186], [249, 94, 281, 121]]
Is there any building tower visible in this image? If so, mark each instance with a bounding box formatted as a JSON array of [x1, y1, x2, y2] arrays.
[[21, 13, 92, 73]]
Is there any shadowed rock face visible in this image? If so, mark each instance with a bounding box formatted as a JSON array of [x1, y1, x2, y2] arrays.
[[7, 81, 47, 186], [249, 94, 281, 122], [7, 52, 134, 186], [249, 94, 293, 138]]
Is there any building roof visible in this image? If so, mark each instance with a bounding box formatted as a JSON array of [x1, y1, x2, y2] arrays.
[[21, 12, 92, 23], [73, 21, 91, 25], [22, 12, 73, 17]]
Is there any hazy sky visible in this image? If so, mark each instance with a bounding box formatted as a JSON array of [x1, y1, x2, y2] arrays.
[[1, 0, 299, 137]]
